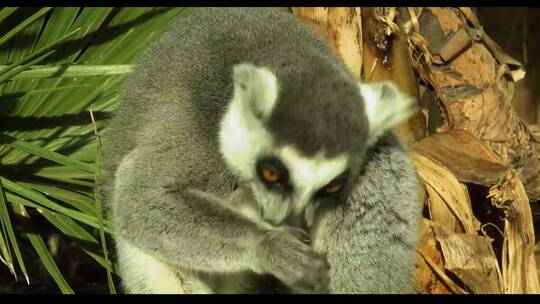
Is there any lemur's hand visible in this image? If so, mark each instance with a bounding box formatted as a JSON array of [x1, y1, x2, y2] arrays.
[[254, 227, 330, 293]]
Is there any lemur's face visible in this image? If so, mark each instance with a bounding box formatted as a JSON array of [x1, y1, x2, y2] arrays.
[[219, 63, 365, 228], [219, 62, 414, 228], [249, 147, 350, 227]]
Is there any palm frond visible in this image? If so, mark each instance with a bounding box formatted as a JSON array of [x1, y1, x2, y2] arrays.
[[0, 7, 195, 293]]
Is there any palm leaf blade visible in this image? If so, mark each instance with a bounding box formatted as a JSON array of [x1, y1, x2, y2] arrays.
[[0, 178, 29, 284]]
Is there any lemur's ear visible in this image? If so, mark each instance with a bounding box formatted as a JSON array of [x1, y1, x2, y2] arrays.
[[358, 81, 417, 146], [232, 63, 279, 121]]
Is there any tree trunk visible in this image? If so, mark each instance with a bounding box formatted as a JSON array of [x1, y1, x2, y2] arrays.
[[292, 7, 540, 294]]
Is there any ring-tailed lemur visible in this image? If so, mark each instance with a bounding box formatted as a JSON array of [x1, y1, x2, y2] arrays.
[[100, 7, 420, 294]]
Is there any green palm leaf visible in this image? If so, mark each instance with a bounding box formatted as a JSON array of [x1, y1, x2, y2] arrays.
[[0, 7, 195, 293], [0, 178, 28, 284], [0, 65, 133, 79]]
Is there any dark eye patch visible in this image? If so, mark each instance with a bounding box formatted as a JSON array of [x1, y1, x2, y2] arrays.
[[314, 170, 350, 199], [256, 157, 293, 194]]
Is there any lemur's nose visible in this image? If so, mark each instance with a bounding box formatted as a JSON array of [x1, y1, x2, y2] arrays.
[[281, 210, 308, 231]]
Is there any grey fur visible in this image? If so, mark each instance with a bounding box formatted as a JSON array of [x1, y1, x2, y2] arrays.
[[263, 49, 369, 158], [311, 132, 420, 293], [100, 7, 419, 294]]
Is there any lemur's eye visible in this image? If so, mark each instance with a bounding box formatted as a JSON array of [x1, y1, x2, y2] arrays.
[[324, 183, 342, 194], [262, 167, 280, 183], [315, 171, 350, 198], [256, 158, 291, 193]]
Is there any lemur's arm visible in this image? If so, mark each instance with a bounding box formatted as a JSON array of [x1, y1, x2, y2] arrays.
[[112, 146, 329, 292]]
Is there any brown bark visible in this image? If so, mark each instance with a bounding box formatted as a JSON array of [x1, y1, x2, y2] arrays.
[[291, 8, 363, 78]]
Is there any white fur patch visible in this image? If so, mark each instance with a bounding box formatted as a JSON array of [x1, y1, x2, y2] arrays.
[[219, 97, 275, 179], [251, 66, 279, 119], [220, 64, 279, 179], [232, 63, 279, 120], [116, 238, 187, 293], [116, 238, 214, 294], [359, 83, 379, 122], [279, 146, 349, 210]]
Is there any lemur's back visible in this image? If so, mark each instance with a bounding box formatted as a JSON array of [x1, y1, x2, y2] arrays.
[[100, 8, 341, 211]]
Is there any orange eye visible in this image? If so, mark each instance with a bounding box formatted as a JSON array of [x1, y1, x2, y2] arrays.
[[262, 167, 280, 183], [325, 184, 342, 194]]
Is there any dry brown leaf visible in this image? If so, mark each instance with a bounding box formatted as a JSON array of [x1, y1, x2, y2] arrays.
[[432, 225, 503, 294], [404, 15, 455, 129], [478, 28, 526, 82], [489, 172, 540, 293], [412, 151, 481, 235], [438, 28, 472, 62], [536, 254, 540, 286], [414, 219, 457, 294], [457, 7, 482, 30], [414, 129, 509, 185], [408, 7, 540, 201], [375, 7, 399, 36], [529, 125, 540, 143], [417, 249, 467, 294], [403, 8, 419, 35], [425, 182, 462, 233]]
